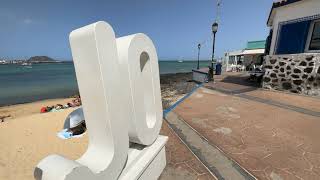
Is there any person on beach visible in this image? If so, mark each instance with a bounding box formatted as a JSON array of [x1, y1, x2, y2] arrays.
[[66, 121, 86, 136], [40, 97, 82, 113], [58, 107, 86, 139]]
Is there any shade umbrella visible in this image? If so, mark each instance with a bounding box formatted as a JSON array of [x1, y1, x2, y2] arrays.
[[63, 107, 85, 129]]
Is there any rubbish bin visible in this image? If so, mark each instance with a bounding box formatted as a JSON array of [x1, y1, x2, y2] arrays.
[[215, 63, 222, 75]]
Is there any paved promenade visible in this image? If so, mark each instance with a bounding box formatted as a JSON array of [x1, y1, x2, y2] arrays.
[[160, 121, 215, 180], [165, 73, 320, 180]]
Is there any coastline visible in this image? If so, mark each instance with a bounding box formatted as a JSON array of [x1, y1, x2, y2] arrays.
[[160, 72, 196, 109], [0, 61, 209, 107], [0, 72, 196, 121], [0, 72, 197, 179]]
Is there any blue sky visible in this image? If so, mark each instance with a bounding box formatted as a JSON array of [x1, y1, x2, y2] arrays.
[[0, 0, 273, 61]]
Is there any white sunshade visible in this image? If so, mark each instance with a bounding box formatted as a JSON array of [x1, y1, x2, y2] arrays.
[[63, 108, 85, 129], [242, 49, 265, 55]]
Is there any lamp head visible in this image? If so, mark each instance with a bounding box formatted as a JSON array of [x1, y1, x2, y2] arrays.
[[212, 22, 219, 33]]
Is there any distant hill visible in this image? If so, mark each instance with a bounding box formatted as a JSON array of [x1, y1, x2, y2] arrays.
[[27, 56, 59, 63]]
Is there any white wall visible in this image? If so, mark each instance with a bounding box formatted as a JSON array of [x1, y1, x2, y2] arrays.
[[269, 0, 320, 55]]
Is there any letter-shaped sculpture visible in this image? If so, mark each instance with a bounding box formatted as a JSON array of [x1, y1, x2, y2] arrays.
[[35, 21, 167, 180], [117, 34, 163, 145]]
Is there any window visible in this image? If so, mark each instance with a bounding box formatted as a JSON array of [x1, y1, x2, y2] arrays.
[[307, 21, 320, 51], [275, 20, 311, 55]]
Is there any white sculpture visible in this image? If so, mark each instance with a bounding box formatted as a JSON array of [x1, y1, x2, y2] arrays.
[[34, 21, 167, 180], [116, 34, 163, 145]]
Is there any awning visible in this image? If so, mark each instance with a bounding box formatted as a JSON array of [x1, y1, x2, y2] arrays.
[[242, 49, 265, 55], [227, 50, 243, 56]]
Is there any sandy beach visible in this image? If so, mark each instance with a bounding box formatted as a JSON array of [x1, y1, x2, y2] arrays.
[[0, 72, 196, 180], [0, 108, 89, 180]]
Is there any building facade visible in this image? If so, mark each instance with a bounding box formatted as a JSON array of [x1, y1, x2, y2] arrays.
[[267, 0, 320, 55], [263, 0, 320, 96]]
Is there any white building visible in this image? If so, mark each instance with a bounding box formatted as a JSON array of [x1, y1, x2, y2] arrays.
[[263, 0, 320, 95], [266, 0, 320, 55], [0, 60, 8, 64], [225, 40, 266, 72], [225, 50, 243, 72]]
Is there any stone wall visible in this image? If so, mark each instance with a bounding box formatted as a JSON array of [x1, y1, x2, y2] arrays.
[[263, 54, 320, 96]]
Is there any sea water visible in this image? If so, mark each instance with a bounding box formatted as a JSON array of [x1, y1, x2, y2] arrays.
[[0, 61, 211, 106]]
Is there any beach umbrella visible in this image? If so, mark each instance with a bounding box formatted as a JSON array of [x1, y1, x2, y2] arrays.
[[63, 107, 85, 129]]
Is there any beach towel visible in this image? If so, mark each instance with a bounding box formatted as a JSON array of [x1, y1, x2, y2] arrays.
[[57, 129, 85, 139]]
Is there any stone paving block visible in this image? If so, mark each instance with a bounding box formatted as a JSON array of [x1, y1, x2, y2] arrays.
[[173, 86, 320, 180], [160, 121, 215, 180]]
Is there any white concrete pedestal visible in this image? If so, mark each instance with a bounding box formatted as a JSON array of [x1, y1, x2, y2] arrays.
[[119, 135, 168, 180]]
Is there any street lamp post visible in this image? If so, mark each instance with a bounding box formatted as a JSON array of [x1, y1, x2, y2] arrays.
[[211, 22, 218, 79], [197, 43, 201, 69]]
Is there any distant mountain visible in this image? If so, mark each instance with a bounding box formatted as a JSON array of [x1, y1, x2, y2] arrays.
[[27, 56, 59, 63]]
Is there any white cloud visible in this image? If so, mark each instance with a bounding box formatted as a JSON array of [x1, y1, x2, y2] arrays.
[[23, 18, 33, 24]]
